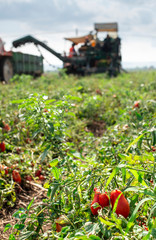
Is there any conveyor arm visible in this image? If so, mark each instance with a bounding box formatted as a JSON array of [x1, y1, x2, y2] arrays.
[[12, 35, 68, 62]]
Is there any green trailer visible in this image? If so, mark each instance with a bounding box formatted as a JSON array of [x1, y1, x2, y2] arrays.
[[0, 37, 43, 83], [12, 52, 43, 76]]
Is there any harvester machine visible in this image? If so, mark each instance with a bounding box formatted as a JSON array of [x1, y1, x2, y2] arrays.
[[12, 22, 122, 77], [0, 22, 121, 82]]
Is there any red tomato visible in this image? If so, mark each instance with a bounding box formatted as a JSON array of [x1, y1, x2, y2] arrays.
[[91, 188, 110, 215], [35, 169, 42, 177], [99, 192, 109, 208], [151, 146, 156, 152], [133, 101, 140, 108], [56, 223, 62, 232], [144, 226, 148, 231], [110, 189, 130, 218], [5, 167, 9, 175], [0, 142, 5, 152], [91, 188, 101, 215], [39, 175, 45, 181], [3, 123, 11, 132], [12, 170, 21, 184], [16, 148, 22, 154], [26, 138, 32, 144]]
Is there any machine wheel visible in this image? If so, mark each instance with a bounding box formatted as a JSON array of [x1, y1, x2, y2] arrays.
[[0, 58, 13, 83]]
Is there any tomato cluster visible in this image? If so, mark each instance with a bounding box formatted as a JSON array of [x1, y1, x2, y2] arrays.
[[35, 167, 45, 181], [91, 188, 130, 218]]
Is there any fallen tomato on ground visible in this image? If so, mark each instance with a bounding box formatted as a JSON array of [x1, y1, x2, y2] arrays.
[[0, 142, 5, 152], [55, 215, 70, 232], [12, 170, 21, 184], [133, 101, 140, 108], [2, 123, 11, 132], [25, 138, 32, 144], [151, 146, 156, 151], [35, 168, 42, 177], [39, 175, 45, 181]]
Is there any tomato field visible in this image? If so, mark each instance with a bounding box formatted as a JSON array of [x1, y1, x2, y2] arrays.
[[0, 70, 156, 239]]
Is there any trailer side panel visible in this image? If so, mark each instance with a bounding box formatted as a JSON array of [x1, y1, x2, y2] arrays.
[[12, 52, 43, 76]]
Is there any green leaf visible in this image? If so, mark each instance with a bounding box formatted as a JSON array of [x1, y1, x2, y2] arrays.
[[129, 169, 147, 187], [27, 198, 34, 212], [49, 158, 59, 167], [51, 167, 60, 180], [142, 232, 151, 240], [126, 133, 145, 153], [9, 234, 16, 240], [124, 186, 140, 192], [32, 129, 42, 138], [121, 168, 126, 185], [112, 192, 122, 214], [151, 228, 156, 238], [77, 185, 82, 201], [135, 112, 143, 121], [92, 202, 101, 209], [40, 145, 51, 162], [47, 182, 59, 201], [3, 223, 12, 233], [125, 197, 152, 234], [47, 122, 54, 133], [89, 235, 101, 240], [74, 236, 88, 240], [105, 167, 119, 188], [151, 130, 156, 146], [13, 223, 25, 230], [99, 217, 115, 226], [13, 208, 26, 219]]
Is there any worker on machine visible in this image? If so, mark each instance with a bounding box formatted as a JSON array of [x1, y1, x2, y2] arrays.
[[69, 43, 77, 57], [84, 36, 90, 47], [102, 34, 112, 54], [90, 37, 96, 48]]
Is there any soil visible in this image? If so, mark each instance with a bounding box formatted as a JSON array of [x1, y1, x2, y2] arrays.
[[0, 181, 48, 239], [86, 120, 106, 137]]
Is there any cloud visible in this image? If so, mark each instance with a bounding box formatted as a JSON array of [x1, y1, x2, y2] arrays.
[[1, 0, 156, 36], [1, 0, 156, 67]]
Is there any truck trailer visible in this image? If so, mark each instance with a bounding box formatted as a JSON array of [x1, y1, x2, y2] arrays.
[[0, 38, 43, 83]]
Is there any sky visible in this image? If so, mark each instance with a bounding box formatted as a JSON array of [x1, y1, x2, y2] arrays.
[[1, 0, 156, 70]]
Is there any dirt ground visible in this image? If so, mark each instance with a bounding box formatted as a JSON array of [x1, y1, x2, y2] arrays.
[[0, 181, 48, 239]]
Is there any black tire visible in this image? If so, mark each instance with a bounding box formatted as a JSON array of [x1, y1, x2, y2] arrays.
[[0, 58, 13, 83]]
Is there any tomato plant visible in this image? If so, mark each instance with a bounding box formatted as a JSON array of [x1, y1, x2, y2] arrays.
[[0, 71, 156, 239]]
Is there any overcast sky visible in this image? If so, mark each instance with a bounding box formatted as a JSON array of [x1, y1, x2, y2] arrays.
[[1, 0, 156, 69]]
